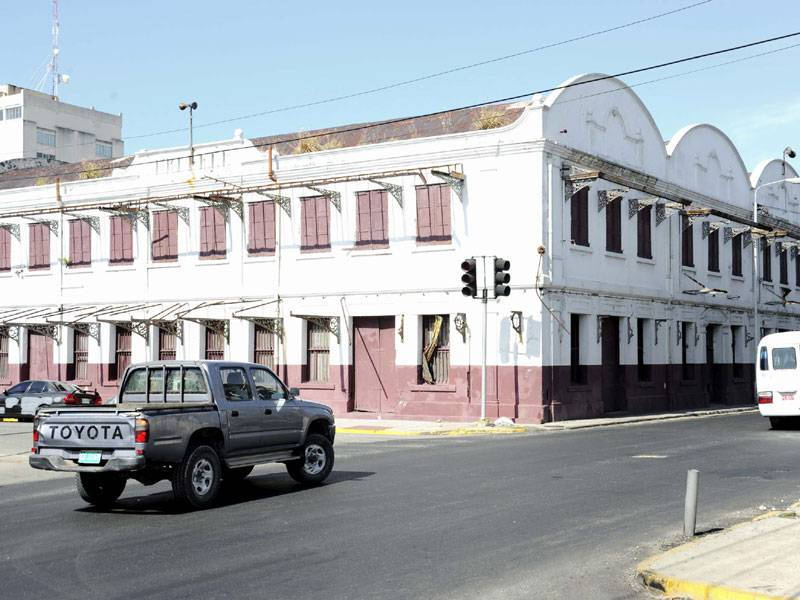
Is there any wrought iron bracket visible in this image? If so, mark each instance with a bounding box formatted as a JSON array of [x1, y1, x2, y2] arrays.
[[430, 170, 465, 200], [369, 179, 403, 208], [0, 325, 19, 342], [26, 323, 61, 344], [291, 314, 340, 341], [654, 319, 667, 345], [152, 319, 183, 341], [454, 313, 468, 343], [128, 320, 150, 342], [100, 206, 150, 229], [560, 165, 597, 202], [744, 327, 754, 346], [193, 194, 244, 221], [775, 241, 787, 257], [69, 214, 101, 235], [26, 219, 59, 236], [306, 186, 341, 212], [597, 189, 626, 212], [510, 311, 522, 344], [152, 203, 190, 226], [71, 322, 100, 342], [234, 316, 284, 338], [0, 223, 20, 241], [627, 197, 655, 219], [742, 230, 753, 249], [183, 317, 229, 342], [701, 221, 724, 239], [655, 201, 683, 227], [257, 192, 292, 217], [564, 181, 591, 203]]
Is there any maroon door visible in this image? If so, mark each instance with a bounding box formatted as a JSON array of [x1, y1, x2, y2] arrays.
[[600, 317, 625, 413], [28, 332, 55, 380], [354, 316, 396, 413]]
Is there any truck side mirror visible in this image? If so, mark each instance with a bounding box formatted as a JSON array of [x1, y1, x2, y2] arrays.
[[289, 387, 300, 398]]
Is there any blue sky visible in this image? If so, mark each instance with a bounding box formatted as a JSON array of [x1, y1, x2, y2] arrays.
[[4, 0, 799, 169]]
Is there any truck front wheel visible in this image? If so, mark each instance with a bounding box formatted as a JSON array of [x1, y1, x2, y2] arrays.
[[171, 444, 222, 509], [286, 434, 334, 485], [76, 473, 126, 508]]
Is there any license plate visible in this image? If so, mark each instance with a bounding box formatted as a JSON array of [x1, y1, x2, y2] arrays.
[[782, 394, 795, 402], [78, 451, 102, 465]]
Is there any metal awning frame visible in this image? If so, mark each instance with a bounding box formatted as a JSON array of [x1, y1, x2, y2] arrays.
[[291, 313, 340, 341]]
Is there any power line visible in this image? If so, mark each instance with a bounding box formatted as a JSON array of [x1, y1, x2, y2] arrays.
[[0, 0, 714, 159], [2, 29, 799, 185]]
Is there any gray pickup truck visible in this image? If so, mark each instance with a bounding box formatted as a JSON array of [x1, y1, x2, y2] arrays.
[[30, 360, 336, 509]]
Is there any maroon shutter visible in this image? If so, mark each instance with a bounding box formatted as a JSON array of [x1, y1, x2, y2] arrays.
[[371, 190, 387, 243], [438, 185, 451, 240], [0, 227, 10, 271], [29, 223, 49, 270], [416, 186, 431, 241], [263, 201, 276, 253], [430, 185, 443, 238], [151, 212, 162, 260], [167, 211, 178, 259], [70, 220, 91, 266], [214, 208, 226, 257], [249, 201, 276, 256], [356, 191, 370, 244], [121, 217, 133, 262], [199, 207, 210, 258], [301, 198, 316, 249], [247, 203, 258, 252], [316, 197, 329, 248]]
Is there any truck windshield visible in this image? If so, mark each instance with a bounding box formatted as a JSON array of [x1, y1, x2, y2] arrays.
[[120, 367, 210, 403]]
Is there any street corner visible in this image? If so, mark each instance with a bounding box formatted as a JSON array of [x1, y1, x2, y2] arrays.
[[637, 507, 800, 600]]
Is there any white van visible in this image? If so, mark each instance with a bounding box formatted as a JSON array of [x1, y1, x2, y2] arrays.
[[756, 331, 800, 428]]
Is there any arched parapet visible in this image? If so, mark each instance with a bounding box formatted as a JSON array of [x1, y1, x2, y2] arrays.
[[542, 73, 667, 177], [751, 159, 800, 219], [666, 124, 752, 212]]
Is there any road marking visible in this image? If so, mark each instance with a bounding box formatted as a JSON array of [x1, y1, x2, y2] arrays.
[[632, 454, 668, 459], [2, 418, 19, 422]]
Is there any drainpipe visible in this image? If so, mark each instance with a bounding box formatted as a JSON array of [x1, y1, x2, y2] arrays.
[[57, 177, 64, 379]]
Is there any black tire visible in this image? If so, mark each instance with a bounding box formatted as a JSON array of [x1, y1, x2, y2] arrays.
[[171, 444, 223, 509], [770, 417, 798, 430], [286, 433, 334, 485], [76, 473, 126, 507], [224, 465, 254, 482]]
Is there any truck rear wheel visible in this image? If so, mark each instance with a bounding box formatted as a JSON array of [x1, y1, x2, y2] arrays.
[[171, 444, 222, 509], [286, 434, 334, 485], [76, 473, 126, 508]]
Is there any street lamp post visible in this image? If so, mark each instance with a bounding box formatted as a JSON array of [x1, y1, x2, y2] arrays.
[[179, 101, 198, 166], [752, 174, 800, 339]]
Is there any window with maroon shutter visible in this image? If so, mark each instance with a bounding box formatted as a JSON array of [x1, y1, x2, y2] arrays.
[[707, 227, 719, 272], [416, 184, 451, 244], [570, 187, 589, 247], [73, 330, 88, 381], [205, 326, 224, 359], [113, 327, 131, 380], [304, 321, 329, 382], [761, 237, 771, 282], [199, 207, 226, 260], [0, 227, 10, 272], [681, 215, 694, 267], [28, 223, 50, 270], [110, 216, 134, 264], [300, 196, 330, 252], [780, 243, 788, 285], [158, 328, 176, 360], [248, 201, 276, 256], [605, 198, 622, 253], [254, 324, 275, 369], [732, 233, 743, 277], [68, 219, 91, 267], [637, 205, 652, 259], [356, 190, 388, 248], [152, 210, 178, 262]]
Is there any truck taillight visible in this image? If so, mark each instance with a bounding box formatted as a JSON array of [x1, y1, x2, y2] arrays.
[[32, 418, 39, 453], [134, 418, 149, 443], [758, 391, 773, 404]]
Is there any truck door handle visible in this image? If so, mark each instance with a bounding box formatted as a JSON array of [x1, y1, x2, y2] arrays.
[[231, 410, 239, 417], [264, 409, 272, 415]]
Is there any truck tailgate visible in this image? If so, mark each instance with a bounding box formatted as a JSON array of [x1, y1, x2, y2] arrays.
[[37, 412, 136, 449]]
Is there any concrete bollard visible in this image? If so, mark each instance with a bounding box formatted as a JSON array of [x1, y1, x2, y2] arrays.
[[684, 469, 699, 537]]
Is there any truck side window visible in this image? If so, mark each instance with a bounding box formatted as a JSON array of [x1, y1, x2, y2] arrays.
[[220, 367, 252, 402], [251, 368, 285, 401], [183, 368, 208, 395], [759, 347, 769, 371]]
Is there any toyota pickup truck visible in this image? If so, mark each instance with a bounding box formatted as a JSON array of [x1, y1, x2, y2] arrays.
[[30, 361, 335, 509]]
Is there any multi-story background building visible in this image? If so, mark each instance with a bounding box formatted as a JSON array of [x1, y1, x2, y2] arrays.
[[0, 83, 123, 168], [0, 73, 797, 422]]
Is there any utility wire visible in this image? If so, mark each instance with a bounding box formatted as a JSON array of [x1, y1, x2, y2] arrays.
[[0, 0, 714, 159], [2, 28, 799, 184]]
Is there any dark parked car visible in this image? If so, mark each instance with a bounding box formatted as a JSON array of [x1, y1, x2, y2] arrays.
[[0, 380, 101, 420]]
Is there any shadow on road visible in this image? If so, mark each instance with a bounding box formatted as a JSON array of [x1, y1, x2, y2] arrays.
[[76, 469, 375, 515]]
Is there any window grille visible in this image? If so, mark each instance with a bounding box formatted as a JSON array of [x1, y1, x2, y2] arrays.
[[158, 328, 176, 360], [253, 324, 275, 369], [73, 330, 88, 381]]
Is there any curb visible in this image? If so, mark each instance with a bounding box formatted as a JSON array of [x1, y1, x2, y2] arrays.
[[637, 506, 800, 600], [336, 426, 530, 437], [539, 406, 757, 430]]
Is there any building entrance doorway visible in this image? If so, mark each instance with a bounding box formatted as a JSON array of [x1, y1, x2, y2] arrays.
[[27, 331, 55, 380], [600, 316, 625, 413], [706, 325, 724, 404], [353, 316, 396, 414]]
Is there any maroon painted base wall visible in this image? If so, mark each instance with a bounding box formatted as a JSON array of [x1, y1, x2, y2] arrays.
[[2, 361, 754, 424]]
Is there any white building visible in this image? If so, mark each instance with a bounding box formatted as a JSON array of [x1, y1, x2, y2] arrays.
[[0, 73, 797, 422], [0, 84, 123, 166]]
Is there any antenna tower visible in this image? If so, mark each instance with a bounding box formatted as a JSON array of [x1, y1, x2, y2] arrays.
[[50, 0, 60, 97]]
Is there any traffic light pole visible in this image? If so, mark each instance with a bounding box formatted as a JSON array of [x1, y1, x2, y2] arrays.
[[481, 285, 488, 421]]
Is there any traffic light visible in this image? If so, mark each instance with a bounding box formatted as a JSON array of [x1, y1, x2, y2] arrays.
[[461, 258, 477, 297], [493, 257, 511, 297]]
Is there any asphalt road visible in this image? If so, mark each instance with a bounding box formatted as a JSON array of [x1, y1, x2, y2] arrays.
[[2, 412, 799, 600]]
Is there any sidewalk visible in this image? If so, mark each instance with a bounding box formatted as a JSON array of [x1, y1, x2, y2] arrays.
[[335, 405, 756, 437], [638, 503, 800, 599]]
